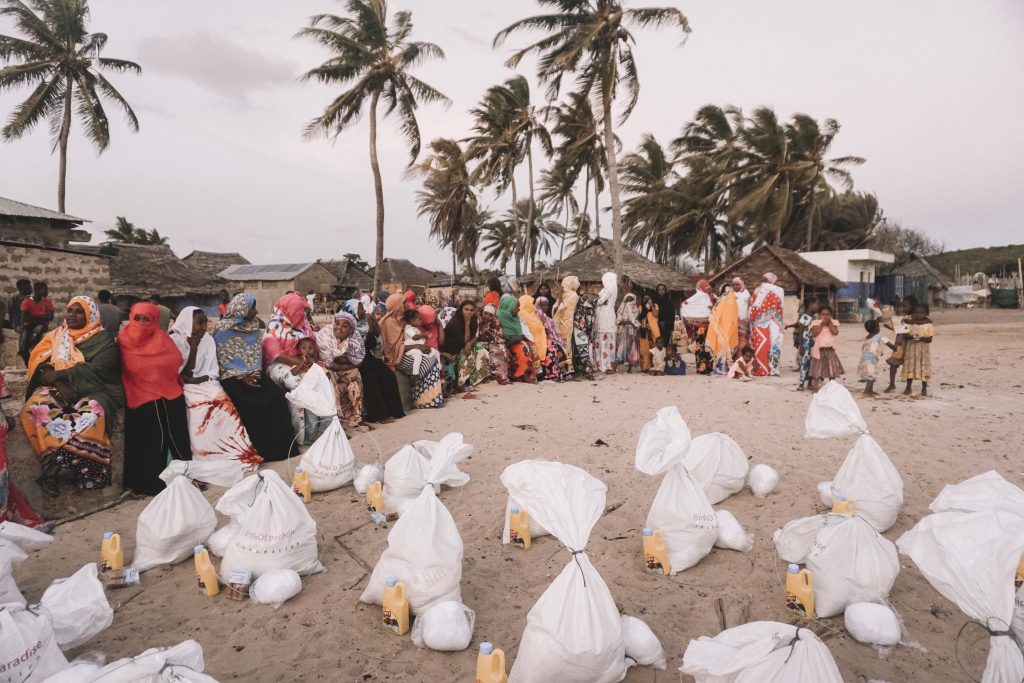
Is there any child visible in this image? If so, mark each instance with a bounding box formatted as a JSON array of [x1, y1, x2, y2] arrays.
[[859, 319, 891, 396], [403, 309, 429, 375], [884, 296, 916, 392], [649, 337, 667, 376], [808, 305, 843, 391], [665, 344, 687, 376], [792, 299, 819, 390], [294, 338, 333, 443], [902, 303, 934, 397], [727, 346, 755, 380]]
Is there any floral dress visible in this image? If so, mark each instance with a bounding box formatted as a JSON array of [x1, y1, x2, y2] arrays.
[[572, 298, 595, 376]]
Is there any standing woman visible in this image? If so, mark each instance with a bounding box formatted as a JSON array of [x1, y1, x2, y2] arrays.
[[213, 294, 297, 461], [637, 294, 661, 373], [534, 296, 571, 377], [680, 279, 716, 375], [519, 295, 562, 381], [749, 273, 786, 376], [591, 272, 618, 374], [497, 295, 537, 383], [615, 293, 640, 372], [731, 278, 751, 351], [573, 292, 596, 378], [477, 304, 509, 384], [315, 310, 367, 428], [119, 302, 191, 496], [553, 275, 579, 374], [379, 293, 445, 408], [707, 290, 740, 374], [652, 284, 676, 347], [441, 299, 490, 388]]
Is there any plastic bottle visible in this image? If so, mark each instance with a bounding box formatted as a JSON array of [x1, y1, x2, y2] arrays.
[[194, 545, 220, 597], [831, 494, 857, 516], [785, 563, 814, 619], [100, 531, 123, 572], [642, 528, 671, 576], [293, 466, 311, 504], [508, 506, 532, 550], [475, 641, 507, 683], [367, 479, 385, 513], [382, 577, 409, 635], [1016, 554, 1024, 587]]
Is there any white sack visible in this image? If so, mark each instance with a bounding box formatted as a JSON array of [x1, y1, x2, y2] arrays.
[[0, 538, 28, 566], [773, 514, 836, 565], [828, 434, 903, 532], [0, 603, 67, 682], [714, 510, 753, 552], [216, 470, 324, 582], [160, 459, 244, 489], [39, 563, 113, 649], [1012, 584, 1023, 645], [0, 522, 53, 552], [845, 602, 902, 647], [747, 464, 779, 498], [818, 481, 834, 508], [285, 363, 336, 417], [1, 561, 25, 606], [41, 655, 104, 682], [354, 463, 382, 495], [804, 380, 868, 438], [500, 495, 550, 545], [501, 460, 625, 683], [361, 485, 464, 613], [806, 516, 900, 617], [382, 433, 471, 515], [681, 432, 749, 504], [133, 468, 218, 573], [621, 614, 666, 669], [249, 569, 302, 608], [929, 470, 1024, 516], [681, 621, 843, 683], [635, 406, 691, 476], [205, 520, 240, 558], [86, 640, 216, 683], [410, 600, 475, 651], [299, 416, 355, 492]]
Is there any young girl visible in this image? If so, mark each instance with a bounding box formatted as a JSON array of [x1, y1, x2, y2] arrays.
[[808, 305, 843, 391], [858, 319, 891, 396], [727, 346, 755, 380], [794, 298, 819, 390], [902, 303, 934, 396]]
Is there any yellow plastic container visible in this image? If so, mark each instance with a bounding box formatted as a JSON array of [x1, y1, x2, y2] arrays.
[[831, 494, 857, 516], [293, 467, 311, 504], [1016, 554, 1024, 587], [642, 528, 670, 576], [509, 506, 532, 550], [367, 479, 384, 513], [382, 577, 409, 635], [475, 642, 507, 683], [100, 531, 123, 572], [194, 545, 220, 597], [785, 563, 814, 619]]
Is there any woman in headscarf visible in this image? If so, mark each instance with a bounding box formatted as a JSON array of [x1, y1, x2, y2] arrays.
[[1, 370, 48, 526], [535, 296, 571, 377], [316, 310, 367, 429], [262, 292, 316, 436], [170, 307, 261, 467], [119, 302, 192, 496], [497, 295, 536, 383], [441, 299, 490, 388], [749, 272, 786, 376], [652, 283, 675, 346], [615, 292, 640, 372], [21, 296, 124, 495], [533, 282, 554, 312], [483, 278, 502, 309], [573, 290, 596, 378], [476, 303, 508, 384], [706, 289, 740, 374], [731, 278, 751, 351], [403, 290, 417, 311], [379, 292, 445, 408], [637, 294, 661, 373], [213, 293, 297, 461], [519, 295, 562, 381], [552, 275, 579, 370], [341, 299, 404, 423], [591, 272, 618, 373], [680, 279, 716, 375], [417, 305, 443, 351]]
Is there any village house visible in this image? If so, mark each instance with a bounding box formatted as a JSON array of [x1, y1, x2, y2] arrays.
[[181, 250, 251, 276], [369, 258, 438, 295], [0, 195, 91, 248], [320, 258, 374, 299], [218, 262, 338, 313]]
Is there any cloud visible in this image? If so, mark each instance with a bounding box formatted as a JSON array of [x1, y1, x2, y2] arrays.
[[135, 34, 299, 101]]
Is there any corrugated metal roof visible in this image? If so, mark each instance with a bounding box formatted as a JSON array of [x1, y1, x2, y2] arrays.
[[0, 195, 86, 222], [219, 263, 315, 281]]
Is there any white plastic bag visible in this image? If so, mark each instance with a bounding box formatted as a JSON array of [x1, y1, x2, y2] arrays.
[[681, 621, 843, 682], [635, 406, 691, 475], [621, 614, 666, 669], [205, 520, 240, 558], [39, 563, 113, 649], [804, 380, 868, 438], [249, 569, 302, 608], [354, 463, 382, 495], [383, 433, 471, 515], [502, 460, 625, 683], [41, 655, 105, 682], [0, 603, 68, 682], [747, 464, 779, 498], [0, 522, 53, 552], [1012, 583, 1023, 645], [361, 485, 464, 613], [216, 470, 324, 582], [818, 481, 834, 508], [681, 432, 749, 504], [0, 538, 28, 566], [500, 495, 550, 545], [1, 560, 25, 606], [714, 510, 753, 552], [410, 600, 475, 651], [827, 434, 903, 532], [299, 416, 355, 492], [85, 640, 215, 682], [285, 363, 336, 418], [133, 466, 218, 572], [160, 459, 244, 489], [845, 602, 902, 646], [929, 470, 1024, 516]]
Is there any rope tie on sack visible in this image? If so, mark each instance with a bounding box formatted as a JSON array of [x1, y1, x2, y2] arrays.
[[569, 548, 587, 587], [783, 628, 805, 663]]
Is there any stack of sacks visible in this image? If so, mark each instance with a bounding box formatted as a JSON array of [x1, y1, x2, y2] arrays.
[[287, 364, 356, 491], [382, 433, 471, 516]]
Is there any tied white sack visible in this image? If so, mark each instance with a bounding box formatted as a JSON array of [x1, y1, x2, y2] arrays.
[[1, 559, 25, 606], [410, 600, 475, 651], [0, 538, 28, 566], [636, 408, 717, 573], [205, 520, 241, 557], [82, 639, 217, 683], [898, 508, 1024, 683], [285, 363, 336, 418], [382, 433, 471, 515], [501, 460, 626, 683], [773, 514, 841, 564], [621, 615, 667, 670], [929, 470, 1024, 516], [845, 602, 902, 647], [299, 416, 355, 492], [825, 434, 904, 532], [249, 569, 302, 608], [39, 563, 113, 649], [216, 470, 324, 583], [501, 495, 550, 545], [714, 510, 753, 553], [0, 521, 53, 552], [40, 655, 104, 682], [681, 432, 749, 504], [747, 464, 779, 498], [133, 465, 218, 573], [161, 459, 244, 489], [0, 603, 67, 682], [680, 621, 843, 682], [805, 515, 900, 617], [804, 380, 868, 438], [361, 485, 464, 613], [354, 463, 382, 495]]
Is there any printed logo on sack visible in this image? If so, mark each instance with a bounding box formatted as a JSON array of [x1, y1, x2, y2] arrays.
[[0, 640, 42, 674], [691, 513, 717, 530]]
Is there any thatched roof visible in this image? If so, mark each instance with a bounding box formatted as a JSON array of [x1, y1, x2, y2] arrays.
[[710, 245, 844, 291], [321, 259, 374, 289], [369, 258, 436, 287], [181, 250, 250, 274], [890, 256, 954, 288], [98, 243, 226, 298], [521, 238, 692, 291]]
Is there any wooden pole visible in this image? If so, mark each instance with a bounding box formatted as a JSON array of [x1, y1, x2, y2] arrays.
[[1018, 258, 1023, 310]]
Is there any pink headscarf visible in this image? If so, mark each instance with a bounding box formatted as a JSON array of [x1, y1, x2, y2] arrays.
[[262, 292, 313, 367], [732, 277, 746, 291], [417, 305, 440, 350]]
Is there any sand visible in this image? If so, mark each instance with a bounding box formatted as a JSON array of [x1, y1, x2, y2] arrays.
[[9, 309, 1024, 681]]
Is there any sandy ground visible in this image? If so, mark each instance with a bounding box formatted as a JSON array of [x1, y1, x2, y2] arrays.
[[8, 309, 1024, 682]]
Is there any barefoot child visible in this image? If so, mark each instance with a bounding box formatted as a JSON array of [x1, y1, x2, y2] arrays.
[[649, 337, 667, 376], [858, 319, 891, 395], [665, 344, 686, 376], [727, 346, 755, 380], [808, 305, 843, 391], [902, 303, 934, 396], [884, 296, 916, 392]]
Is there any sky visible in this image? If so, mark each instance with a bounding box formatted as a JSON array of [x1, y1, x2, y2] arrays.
[[1, 0, 1022, 271]]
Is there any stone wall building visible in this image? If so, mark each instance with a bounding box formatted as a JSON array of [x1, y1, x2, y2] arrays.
[[0, 195, 91, 248], [0, 239, 111, 321], [219, 262, 338, 313]]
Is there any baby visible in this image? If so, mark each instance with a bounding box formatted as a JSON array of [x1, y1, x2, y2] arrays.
[[403, 309, 432, 374], [727, 346, 755, 381]]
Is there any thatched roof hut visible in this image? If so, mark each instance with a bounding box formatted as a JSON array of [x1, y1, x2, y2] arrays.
[[181, 250, 250, 274], [521, 239, 692, 294], [889, 256, 954, 289], [99, 243, 227, 298], [321, 258, 374, 293], [370, 258, 437, 292], [709, 245, 843, 299]]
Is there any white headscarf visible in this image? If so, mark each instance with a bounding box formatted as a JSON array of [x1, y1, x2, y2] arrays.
[[170, 306, 219, 380], [753, 272, 785, 308], [597, 272, 618, 307]]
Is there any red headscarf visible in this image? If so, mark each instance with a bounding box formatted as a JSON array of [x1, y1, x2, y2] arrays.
[[404, 290, 416, 311], [118, 302, 184, 409], [417, 305, 440, 350]]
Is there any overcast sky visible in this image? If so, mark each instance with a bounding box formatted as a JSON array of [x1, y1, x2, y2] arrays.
[[1, 0, 1022, 270]]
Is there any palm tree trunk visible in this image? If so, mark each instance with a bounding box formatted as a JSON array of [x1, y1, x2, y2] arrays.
[[805, 195, 815, 251], [559, 196, 569, 261], [369, 91, 385, 292], [57, 76, 73, 213], [726, 217, 735, 263], [510, 177, 521, 277], [525, 144, 536, 274], [593, 176, 600, 239], [602, 90, 625, 291], [581, 167, 591, 244]]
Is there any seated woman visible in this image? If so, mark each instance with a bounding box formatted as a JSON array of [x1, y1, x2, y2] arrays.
[[170, 307, 262, 468], [21, 296, 124, 496], [340, 299, 404, 423], [118, 302, 192, 496], [213, 293, 297, 461], [441, 299, 490, 390], [534, 296, 571, 377], [519, 295, 562, 382], [316, 309, 369, 430], [262, 292, 316, 438], [2, 371, 48, 526], [497, 295, 537, 383], [477, 304, 508, 385], [379, 293, 445, 409]]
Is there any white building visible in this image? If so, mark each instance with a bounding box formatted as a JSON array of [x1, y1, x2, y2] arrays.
[[800, 249, 895, 303]]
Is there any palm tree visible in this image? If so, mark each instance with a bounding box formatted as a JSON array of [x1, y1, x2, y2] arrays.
[[105, 215, 137, 242], [621, 134, 681, 263], [142, 228, 168, 245], [482, 199, 562, 271], [413, 137, 482, 276], [539, 165, 579, 261], [0, 0, 140, 212], [481, 214, 517, 272], [546, 91, 607, 239], [495, 0, 689, 287], [297, 0, 449, 291], [815, 191, 882, 250]]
